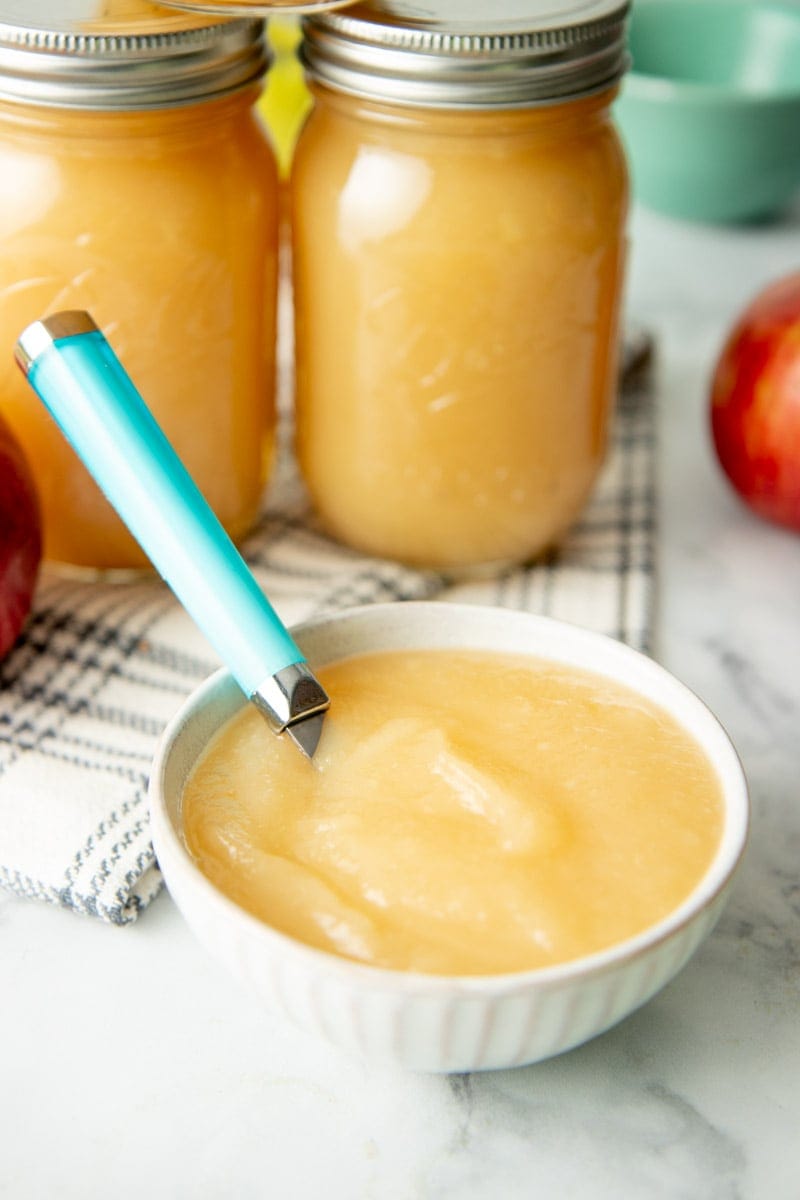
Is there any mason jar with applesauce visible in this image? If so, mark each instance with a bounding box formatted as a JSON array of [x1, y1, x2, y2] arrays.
[[291, 1, 630, 572], [0, 2, 279, 573]]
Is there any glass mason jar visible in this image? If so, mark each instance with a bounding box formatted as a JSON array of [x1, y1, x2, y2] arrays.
[[0, 4, 279, 572], [291, 3, 630, 573]]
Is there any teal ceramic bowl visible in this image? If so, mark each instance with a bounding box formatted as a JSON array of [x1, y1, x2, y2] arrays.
[[615, 0, 800, 222]]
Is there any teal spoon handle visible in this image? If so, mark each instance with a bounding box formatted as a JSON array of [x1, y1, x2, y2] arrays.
[[15, 311, 328, 750]]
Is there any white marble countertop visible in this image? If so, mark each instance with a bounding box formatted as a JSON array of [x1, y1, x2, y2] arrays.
[[2, 203, 800, 1200]]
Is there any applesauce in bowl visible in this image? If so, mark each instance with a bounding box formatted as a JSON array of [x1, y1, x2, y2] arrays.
[[150, 603, 749, 1072], [183, 649, 724, 977]]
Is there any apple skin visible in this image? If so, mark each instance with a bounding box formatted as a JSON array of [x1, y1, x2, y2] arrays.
[[711, 272, 800, 531], [0, 411, 42, 660]]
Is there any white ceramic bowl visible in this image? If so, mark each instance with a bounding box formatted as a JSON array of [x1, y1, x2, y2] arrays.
[[149, 603, 748, 1073]]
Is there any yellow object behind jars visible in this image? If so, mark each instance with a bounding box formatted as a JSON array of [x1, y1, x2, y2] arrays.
[[258, 17, 312, 177]]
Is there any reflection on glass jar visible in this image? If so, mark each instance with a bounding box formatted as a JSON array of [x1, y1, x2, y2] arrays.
[[0, 9, 279, 572], [291, 4, 630, 573]]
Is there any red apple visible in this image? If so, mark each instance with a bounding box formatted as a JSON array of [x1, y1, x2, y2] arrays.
[[710, 271, 800, 531], [0, 411, 42, 659]]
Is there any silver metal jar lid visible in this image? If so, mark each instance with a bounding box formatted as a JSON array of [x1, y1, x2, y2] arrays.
[[301, 0, 630, 109], [0, 1, 268, 109]]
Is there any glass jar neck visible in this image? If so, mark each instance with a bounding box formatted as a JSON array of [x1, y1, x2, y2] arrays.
[[0, 84, 260, 137], [308, 81, 619, 138]]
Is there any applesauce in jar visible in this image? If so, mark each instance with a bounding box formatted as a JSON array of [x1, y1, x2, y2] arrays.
[[0, 3, 279, 572], [291, 4, 630, 572], [183, 649, 723, 976]]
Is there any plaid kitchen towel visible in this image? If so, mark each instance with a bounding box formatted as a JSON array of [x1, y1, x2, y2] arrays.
[[0, 334, 655, 925]]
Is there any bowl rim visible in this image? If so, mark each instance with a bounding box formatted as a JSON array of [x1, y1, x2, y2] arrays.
[[622, 71, 800, 107], [623, 0, 800, 104], [149, 602, 750, 996]]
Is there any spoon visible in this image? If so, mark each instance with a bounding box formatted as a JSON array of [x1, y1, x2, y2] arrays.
[[14, 310, 329, 760]]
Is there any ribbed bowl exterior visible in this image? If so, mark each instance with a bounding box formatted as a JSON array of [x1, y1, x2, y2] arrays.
[[159, 844, 731, 1072]]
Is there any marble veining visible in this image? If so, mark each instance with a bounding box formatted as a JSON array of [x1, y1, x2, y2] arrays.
[[418, 1066, 748, 1199]]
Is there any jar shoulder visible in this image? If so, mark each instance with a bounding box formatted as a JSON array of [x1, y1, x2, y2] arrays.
[[292, 99, 628, 244], [294, 98, 627, 188], [0, 104, 278, 234]]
